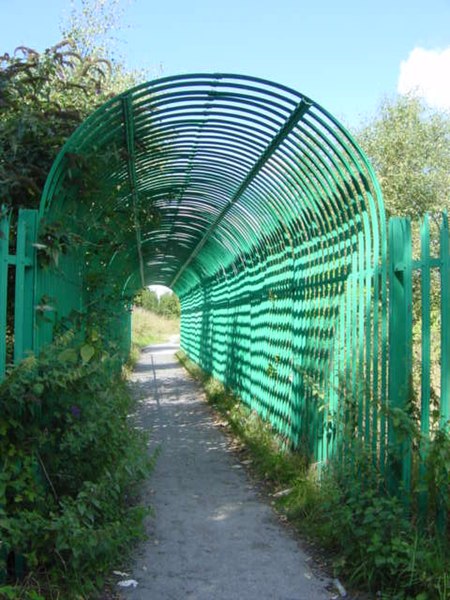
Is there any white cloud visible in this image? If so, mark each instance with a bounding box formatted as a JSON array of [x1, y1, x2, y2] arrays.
[[398, 47, 450, 110]]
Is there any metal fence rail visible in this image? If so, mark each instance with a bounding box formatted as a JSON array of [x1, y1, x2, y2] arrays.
[[0, 74, 448, 542], [388, 214, 449, 522], [0, 207, 38, 378]]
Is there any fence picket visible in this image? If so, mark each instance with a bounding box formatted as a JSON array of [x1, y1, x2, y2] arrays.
[[13, 209, 38, 364], [418, 215, 431, 520], [388, 217, 413, 498], [440, 214, 450, 430]]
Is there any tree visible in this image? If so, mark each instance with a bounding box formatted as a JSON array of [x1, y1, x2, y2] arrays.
[[355, 95, 450, 220], [136, 289, 159, 312], [357, 96, 450, 404], [158, 293, 181, 319], [0, 0, 141, 210]]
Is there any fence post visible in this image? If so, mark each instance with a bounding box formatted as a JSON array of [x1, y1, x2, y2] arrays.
[[388, 217, 413, 498], [438, 214, 450, 533], [440, 213, 450, 430], [13, 209, 38, 364], [418, 214, 431, 521]]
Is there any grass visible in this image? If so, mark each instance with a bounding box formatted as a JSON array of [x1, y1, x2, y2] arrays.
[[176, 349, 450, 600], [127, 306, 180, 372], [132, 306, 179, 347]]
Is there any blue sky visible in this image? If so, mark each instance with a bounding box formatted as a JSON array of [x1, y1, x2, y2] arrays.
[[1, 0, 450, 127]]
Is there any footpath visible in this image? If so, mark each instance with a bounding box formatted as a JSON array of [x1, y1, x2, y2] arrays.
[[119, 340, 335, 600]]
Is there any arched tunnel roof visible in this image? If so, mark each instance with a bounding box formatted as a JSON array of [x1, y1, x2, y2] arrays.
[[40, 73, 385, 298]]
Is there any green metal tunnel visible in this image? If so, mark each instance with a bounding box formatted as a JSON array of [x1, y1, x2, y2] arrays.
[[38, 74, 387, 460]]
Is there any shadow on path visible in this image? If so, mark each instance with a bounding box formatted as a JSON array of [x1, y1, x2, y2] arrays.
[[119, 343, 333, 600]]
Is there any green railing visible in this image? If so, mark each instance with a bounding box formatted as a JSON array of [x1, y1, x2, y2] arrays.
[[0, 207, 37, 378], [0, 75, 448, 541], [388, 214, 449, 524]]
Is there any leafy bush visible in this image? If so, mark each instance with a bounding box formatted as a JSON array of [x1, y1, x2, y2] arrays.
[[0, 332, 154, 598], [135, 290, 181, 320]]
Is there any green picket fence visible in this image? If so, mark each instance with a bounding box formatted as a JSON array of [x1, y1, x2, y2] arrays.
[[1, 210, 449, 546], [0, 207, 38, 582], [388, 214, 449, 525], [0, 207, 38, 378], [1, 74, 449, 585]]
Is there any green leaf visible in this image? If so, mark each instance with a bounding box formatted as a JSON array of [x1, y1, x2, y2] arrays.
[[32, 382, 44, 396], [58, 348, 78, 363], [80, 344, 95, 363], [90, 329, 100, 341]]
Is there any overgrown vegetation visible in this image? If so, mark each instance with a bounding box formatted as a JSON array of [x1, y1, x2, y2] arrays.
[[0, 0, 141, 211], [355, 95, 450, 221], [129, 306, 180, 367], [177, 350, 450, 600], [0, 328, 155, 599], [0, 4, 160, 597], [135, 289, 181, 320]]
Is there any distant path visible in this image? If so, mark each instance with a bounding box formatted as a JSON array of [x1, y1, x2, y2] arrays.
[[120, 340, 333, 600]]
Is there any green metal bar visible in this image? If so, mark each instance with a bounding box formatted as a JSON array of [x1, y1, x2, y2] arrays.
[[357, 232, 365, 440], [351, 253, 358, 445], [0, 207, 9, 582], [440, 213, 450, 430], [363, 213, 372, 449], [371, 267, 380, 462], [420, 215, 431, 429], [169, 98, 312, 288], [437, 212, 449, 534], [379, 262, 388, 476], [14, 209, 38, 364], [13, 214, 27, 363], [412, 257, 441, 270], [387, 217, 413, 499], [122, 94, 146, 288], [418, 214, 431, 521], [0, 208, 10, 380]]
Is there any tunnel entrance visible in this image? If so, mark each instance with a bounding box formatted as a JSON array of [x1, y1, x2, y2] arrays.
[[34, 74, 386, 459]]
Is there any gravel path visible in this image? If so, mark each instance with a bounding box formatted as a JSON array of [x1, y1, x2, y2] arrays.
[[119, 340, 334, 600]]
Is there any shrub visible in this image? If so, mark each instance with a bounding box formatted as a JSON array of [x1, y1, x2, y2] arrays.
[[0, 332, 154, 598]]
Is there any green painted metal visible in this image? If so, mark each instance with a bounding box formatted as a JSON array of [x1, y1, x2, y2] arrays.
[[35, 73, 387, 466], [385, 212, 449, 529], [421, 215, 431, 435], [13, 209, 38, 364], [0, 73, 448, 540], [440, 213, 450, 431], [418, 214, 431, 519], [388, 218, 413, 496]]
